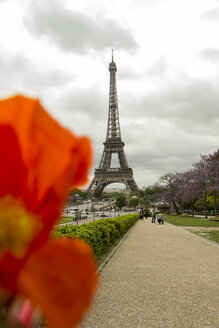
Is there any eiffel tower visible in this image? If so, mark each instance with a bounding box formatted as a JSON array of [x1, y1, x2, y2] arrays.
[[87, 51, 139, 198]]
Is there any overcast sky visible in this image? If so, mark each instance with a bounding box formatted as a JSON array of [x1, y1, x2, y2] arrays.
[[0, 0, 219, 189]]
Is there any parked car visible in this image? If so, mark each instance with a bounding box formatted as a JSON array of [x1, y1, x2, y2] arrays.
[[81, 211, 88, 217]]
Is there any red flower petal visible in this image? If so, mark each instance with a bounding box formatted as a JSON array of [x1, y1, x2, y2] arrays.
[[0, 125, 27, 198], [18, 239, 98, 328], [0, 95, 92, 213], [0, 95, 93, 294]]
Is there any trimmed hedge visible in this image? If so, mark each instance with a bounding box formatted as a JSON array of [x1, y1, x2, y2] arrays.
[[53, 214, 139, 260]]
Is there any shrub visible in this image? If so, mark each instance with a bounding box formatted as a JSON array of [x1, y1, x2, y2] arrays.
[[53, 214, 138, 260]]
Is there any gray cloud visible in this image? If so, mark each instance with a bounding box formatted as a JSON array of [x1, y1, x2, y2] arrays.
[[198, 47, 219, 62], [119, 56, 169, 81], [25, 0, 138, 54], [120, 78, 219, 136], [201, 7, 219, 22], [0, 48, 72, 96], [45, 86, 109, 151], [0, 51, 27, 93], [119, 117, 218, 187], [53, 86, 107, 120]]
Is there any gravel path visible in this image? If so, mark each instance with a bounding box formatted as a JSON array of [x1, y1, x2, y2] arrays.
[[81, 219, 219, 328]]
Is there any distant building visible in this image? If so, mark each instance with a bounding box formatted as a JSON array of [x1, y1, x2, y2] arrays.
[[155, 199, 170, 212]]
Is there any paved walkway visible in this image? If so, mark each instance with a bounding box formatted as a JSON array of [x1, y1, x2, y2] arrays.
[[81, 219, 219, 328]]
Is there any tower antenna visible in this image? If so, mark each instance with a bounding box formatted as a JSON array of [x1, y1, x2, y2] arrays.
[[112, 49, 114, 62]]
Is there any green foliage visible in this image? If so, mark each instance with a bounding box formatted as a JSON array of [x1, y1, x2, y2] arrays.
[[144, 185, 166, 196], [129, 197, 139, 209], [68, 189, 88, 204], [59, 217, 75, 224], [193, 230, 219, 244], [128, 185, 166, 206], [116, 194, 126, 209], [164, 215, 219, 227], [53, 214, 139, 260], [102, 191, 125, 200], [101, 192, 113, 200], [194, 194, 219, 212]]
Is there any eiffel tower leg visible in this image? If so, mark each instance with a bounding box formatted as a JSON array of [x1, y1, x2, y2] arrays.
[[118, 149, 129, 169], [126, 178, 139, 192], [87, 178, 106, 198], [93, 183, 106, 198]]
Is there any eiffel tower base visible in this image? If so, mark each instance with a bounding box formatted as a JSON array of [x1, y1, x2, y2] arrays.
[[87, 168, 139, 198]]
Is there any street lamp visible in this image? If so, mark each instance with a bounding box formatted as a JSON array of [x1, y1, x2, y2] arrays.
[[75, 193, 81, 225], [92, 197, 95, 222], [102, 198, 105, 218]]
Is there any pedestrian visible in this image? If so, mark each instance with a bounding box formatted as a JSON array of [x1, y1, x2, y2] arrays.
[[145, 209, 148, 219], [157, 211, 164, 224], [151, 205, 156, 223], [139, 208, 144, 220]]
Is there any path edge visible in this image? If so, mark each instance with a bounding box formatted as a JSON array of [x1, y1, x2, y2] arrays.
[[98, 219, 139, 273], [166, 222, 219, 249]]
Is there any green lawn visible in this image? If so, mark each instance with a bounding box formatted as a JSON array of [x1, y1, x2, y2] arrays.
[[59, 217, 75, 224], [193, 231, 219, 244], [164, 214, 219, 244], [164, 215, 219, 227]]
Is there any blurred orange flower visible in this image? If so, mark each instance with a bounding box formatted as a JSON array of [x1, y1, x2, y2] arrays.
[[0, 95, 98, 328]]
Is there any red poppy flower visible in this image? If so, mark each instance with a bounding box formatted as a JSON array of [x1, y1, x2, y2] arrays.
[[0, 95, 98, 328]]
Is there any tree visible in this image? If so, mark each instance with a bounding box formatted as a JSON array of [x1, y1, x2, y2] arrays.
[[174, 170, 201, 216], [68, 189, 88, 203], [116, 194, 126, 210], [206, 149, 219, 215], [153, 149, 219, 217], [128, 197, 139, 209], [159, 173, 181, 215], [192, 155, 213, 218]]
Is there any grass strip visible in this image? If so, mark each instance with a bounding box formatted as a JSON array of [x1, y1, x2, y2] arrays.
[[192, 230, 219, 244], [164, 215, 219, 227]]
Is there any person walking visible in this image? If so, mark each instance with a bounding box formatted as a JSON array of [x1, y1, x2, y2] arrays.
[[151, 205, 156, 223], [139, 208, 144, 220], [145, 209, 149, 220]]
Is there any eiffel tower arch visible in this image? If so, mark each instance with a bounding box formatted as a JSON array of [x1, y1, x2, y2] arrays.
[[87, 51, 139, 198]]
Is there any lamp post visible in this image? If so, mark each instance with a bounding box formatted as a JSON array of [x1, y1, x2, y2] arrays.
[[102, 198, 105, 218], [92, 197, 95, 222], [75, 193, 81, 225]]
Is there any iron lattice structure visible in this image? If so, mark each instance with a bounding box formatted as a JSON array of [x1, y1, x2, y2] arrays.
[[87, 52, 139, 198]]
